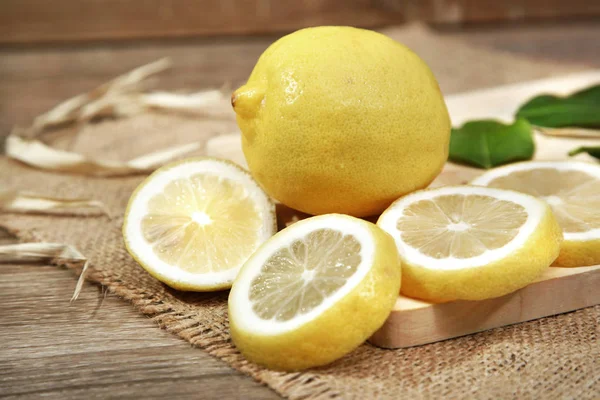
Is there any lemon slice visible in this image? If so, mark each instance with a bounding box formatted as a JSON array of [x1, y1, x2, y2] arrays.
[[228, 214, 401, 371], [123, 158, 276, 291], [472, 161, 600, 267], [377, 186, 562, 302]]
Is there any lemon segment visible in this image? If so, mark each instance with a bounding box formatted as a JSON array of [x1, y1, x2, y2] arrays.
[[472, 161, 600, 267], [397, 194, 528, 260], [123, 158, 276, 291], [378, 186, 563, 302], [229, 214, 401, 371], [247, 229, 363, 321]]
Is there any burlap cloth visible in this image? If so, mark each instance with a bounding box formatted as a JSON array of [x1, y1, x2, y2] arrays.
[[1, 25, 598, 399]]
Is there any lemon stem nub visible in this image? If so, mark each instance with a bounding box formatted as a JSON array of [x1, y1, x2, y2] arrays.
[[231, 85, 265, 119]]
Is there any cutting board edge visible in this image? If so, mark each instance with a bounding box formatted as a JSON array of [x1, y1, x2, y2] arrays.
[[369, 265, 600, 349]]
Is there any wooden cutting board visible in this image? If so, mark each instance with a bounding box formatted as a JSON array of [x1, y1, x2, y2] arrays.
[[370, 265, 600, 348], [206, 71, 600, 349]]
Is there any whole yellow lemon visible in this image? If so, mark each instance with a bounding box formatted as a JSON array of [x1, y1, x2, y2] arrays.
[[233, 26, 450, 217]]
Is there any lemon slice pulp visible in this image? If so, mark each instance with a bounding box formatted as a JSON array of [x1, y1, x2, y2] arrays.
[[229, 214, 401, 371], [472, 161, 600, 267], [123, 158, 276, 291], [378, 186, 562, 302], [397, 193, 528, 261], [248, 228, 363, 322]]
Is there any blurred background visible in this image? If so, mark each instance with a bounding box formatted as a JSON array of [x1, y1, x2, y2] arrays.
[[2, 0, 600, 42], [2, 1, 600, 135]]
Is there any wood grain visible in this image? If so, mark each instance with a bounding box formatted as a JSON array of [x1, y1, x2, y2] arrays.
[[2, 0, 600, 44], [0, 0, 398, 44], [438, 20, 600, 67], [0, 263, 279, 399]]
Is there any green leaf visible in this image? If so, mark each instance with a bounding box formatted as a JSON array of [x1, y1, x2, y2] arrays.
[[449, 118, 535, 169], [569, 146, 600, 160], [516, 84, 600, 128]]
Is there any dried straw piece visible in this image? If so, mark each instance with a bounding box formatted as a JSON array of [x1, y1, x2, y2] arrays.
[[140, 90, 233, 118], [73, 89, 233, 122], [537, 127, 600, 138], [0, 242, 85, 264], [7, 58, 232, 176], [0, 242, 89, 300], [0, 190, 109, 216], [6, 134, 202, 177], [27, 57, 231, 129], [32, 58, 172, 131]]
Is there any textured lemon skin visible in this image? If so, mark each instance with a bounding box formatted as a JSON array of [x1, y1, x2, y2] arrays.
[[233, 26, 450, 217], [122, 157, 277, 292], [554, 238, 600, 267], [379, 204, 563, 303], [228, 216, 401, 371]]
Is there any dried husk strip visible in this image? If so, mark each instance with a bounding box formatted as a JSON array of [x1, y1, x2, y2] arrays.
[[0, 242, 85, 264], [537, 127, 600, 138], [0, 242, 89, 300], [31, 58, 172, 131], [0, 190, 108, 216], [6, 134, 202, 176], [7, 58, 233, 176], [138, 90, 233, 118]]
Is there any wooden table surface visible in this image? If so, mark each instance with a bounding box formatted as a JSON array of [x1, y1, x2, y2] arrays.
[[1, 21, 599, 399]]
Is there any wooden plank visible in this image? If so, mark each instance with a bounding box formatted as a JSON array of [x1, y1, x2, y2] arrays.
[[0, 0, 398, 44], [369, 266, 600, 348], [437, 21, 600, 67], [2, 0, 600, 44], [0, 263, 280, 399]]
